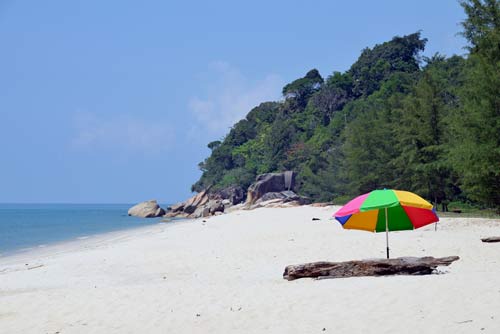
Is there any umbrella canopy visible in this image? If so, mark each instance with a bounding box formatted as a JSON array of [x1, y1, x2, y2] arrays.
[[334, 189, 439, 258]]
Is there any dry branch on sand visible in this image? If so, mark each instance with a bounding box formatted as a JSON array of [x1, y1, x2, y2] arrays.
[[481, 237, 500, 243], [283, 256, 459, 281]]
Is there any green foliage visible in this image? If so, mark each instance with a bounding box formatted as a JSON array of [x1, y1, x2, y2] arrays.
[[192, 5, 500, 211], [207, 140, 221, 150], [450, 55, 500, 208], [308, 72, 353, 126], [282, 69, 324, 108], [445, 201, 500, 217], [348, 32, 427, 97], [232, 125, 273, 174], [393, 58, 462, 204], [460, 0, 500, 60], [246, 102, 279, 125], [219, 168, 256, 190], [450, 0, 500, 209], [192, 102, 280, 192], [340, 89, 399, 194]]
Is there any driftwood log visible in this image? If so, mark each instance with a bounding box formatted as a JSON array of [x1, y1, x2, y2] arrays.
[[283, 256, 460, 281], [481, 237, 500, 243]]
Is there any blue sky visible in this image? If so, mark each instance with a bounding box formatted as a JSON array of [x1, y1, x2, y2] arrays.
[[0, 1, 466, 203]]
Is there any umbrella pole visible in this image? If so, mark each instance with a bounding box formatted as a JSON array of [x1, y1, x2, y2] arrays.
[[385, 207, 389, 259]]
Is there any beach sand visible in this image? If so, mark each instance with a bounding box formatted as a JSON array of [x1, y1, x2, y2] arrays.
[[1, 205, 499, 333]]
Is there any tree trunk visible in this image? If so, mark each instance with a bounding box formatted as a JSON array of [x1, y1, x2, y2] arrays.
[[283, 256, 459, 281]]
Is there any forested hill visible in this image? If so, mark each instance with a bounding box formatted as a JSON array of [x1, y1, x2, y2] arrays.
[[192, 0, 500, 211]]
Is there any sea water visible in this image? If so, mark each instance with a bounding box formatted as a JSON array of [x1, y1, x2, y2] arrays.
[[0, 203, 169, 256]]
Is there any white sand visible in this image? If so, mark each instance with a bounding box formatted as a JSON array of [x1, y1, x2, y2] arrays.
[[1, 205, 499, 334]]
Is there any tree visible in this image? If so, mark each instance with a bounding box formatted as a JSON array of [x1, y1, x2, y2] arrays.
[[282, 69, 324, 108], [308, 72, 354, 126], [191, 13, 500, 211], [394, 64, 451, 206], [460, 0, 500, 60], [207, 140, 221, 150], [340, 92, 398, 195], [450, 0, 500, 209], [348, 32, 427, 97]]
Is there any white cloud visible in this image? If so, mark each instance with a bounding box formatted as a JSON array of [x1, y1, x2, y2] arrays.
[[70, 111, 175, 154], [188, 61, 284, 138]]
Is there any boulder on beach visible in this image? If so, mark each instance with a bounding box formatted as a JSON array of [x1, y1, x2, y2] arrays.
[[210, 186, 246, 205], [246, 171, 296, 205], [168, 202, 185, 213], [128, 200, 165, 218], [182, 198, 224, 218], [183, 189, 210, 214], [207, 200, 224, 214], [164, 189, 212, 218], [259, 190, 299, 202]]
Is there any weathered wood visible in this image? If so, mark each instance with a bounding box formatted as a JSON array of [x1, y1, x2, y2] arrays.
[[283, 256, 459, 281], [481, 237, 500, 243]]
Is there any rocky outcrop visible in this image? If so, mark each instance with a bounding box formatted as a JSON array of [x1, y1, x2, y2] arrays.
[[191, 205, 210, 218], [246, 195, 311, 210], [207, 200, 224, 214], [164, 189, 226, 219], [259, 190, 300, 202], [209, 186, 246, 205], [168, 202, 185, 213], [244, 171, 310, 209], [183, 189, 210, 214], [128, 200, 165, 218], [246, 171, 296, 205], [164, 171, 309, 219]]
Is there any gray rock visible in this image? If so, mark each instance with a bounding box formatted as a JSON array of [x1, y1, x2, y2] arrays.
[[225, 203, 245, 213], [202, 207, 211, 217], [168, 202, 185, 213], [128, 200, 165, 218], [259, 190, 300, 202], [207, 200, 224, 214], [246, 171, 296, 204], [209, 186, 246, 205], [165, 188, 216, 218], [164, 210, 188, 218], [183, 189, 210, 214], [190, 205, 206, 218]]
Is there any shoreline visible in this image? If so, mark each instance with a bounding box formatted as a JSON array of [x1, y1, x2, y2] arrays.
[[1, 205, 500, 333], [0, 202, 177, 259], [0, 216, 192, 263]]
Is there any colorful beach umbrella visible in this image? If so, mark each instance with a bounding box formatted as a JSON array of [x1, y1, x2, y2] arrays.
[[334, 189, 438, 258]]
